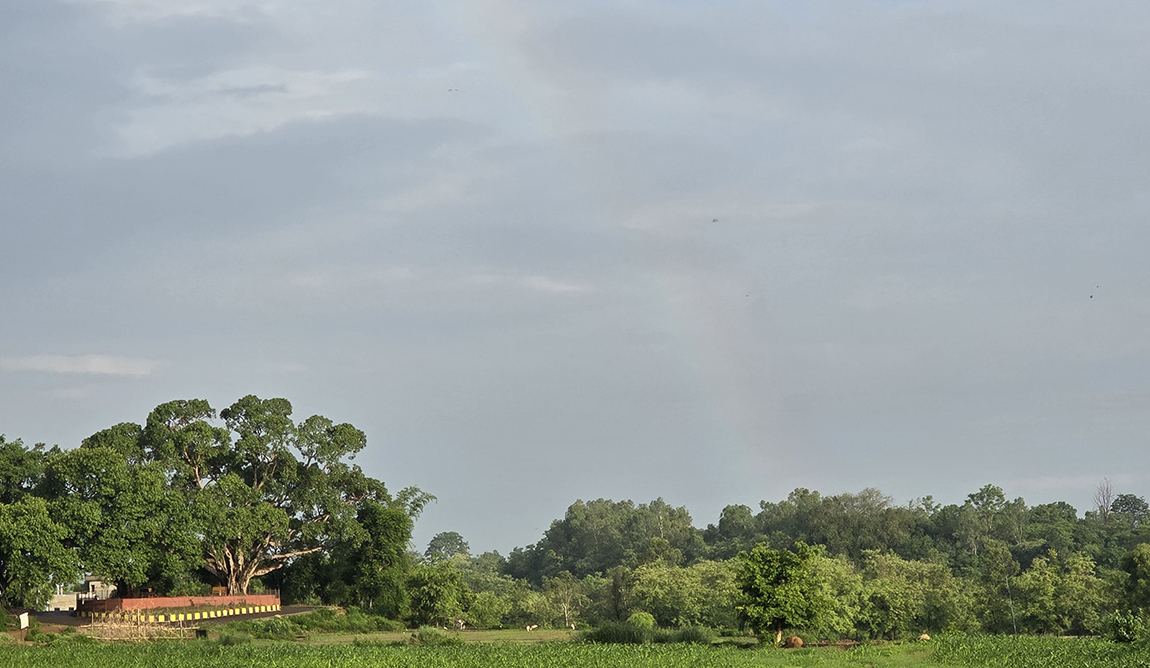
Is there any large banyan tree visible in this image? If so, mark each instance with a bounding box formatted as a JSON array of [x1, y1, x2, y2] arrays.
[[48, 395, 429, 596]]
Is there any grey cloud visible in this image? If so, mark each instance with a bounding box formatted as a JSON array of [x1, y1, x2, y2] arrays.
[[3, 0, 1150, 552], [0, 355, 161, 376]]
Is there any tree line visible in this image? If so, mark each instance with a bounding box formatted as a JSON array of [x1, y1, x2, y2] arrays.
[[398, 486, 1150, 637], [4, 399, 1150, 639]]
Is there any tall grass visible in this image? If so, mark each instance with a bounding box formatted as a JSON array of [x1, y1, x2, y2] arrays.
[[581, 622, 716, 644]]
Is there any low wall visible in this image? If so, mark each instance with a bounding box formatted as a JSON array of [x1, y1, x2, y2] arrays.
[[80, 602, 281, 623], [79, 593, 280, 614]]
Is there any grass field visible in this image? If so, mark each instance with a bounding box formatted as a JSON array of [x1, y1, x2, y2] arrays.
[[0, 641, 932, 668], [3, 632, 1150, 667]]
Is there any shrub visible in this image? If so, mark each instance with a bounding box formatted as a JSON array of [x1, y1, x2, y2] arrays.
[[375, 617, 406, 631], [583, 620, 716, 645], [673, 626, 716, 644], [627, 612, 656, 630], [408, 626, 463, 646], [582, 622, 649, 644], [1107, 610, 1148, 643], [290, 607, 399, 634], [25, 628, 52, 644], [248, 616, 301, 640]]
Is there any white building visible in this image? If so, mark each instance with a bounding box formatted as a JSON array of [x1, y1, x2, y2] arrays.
[[44, 577, 116, 613]]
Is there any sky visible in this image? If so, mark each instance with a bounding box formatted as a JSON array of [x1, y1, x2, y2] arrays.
[[2, 0, 1150, 555]]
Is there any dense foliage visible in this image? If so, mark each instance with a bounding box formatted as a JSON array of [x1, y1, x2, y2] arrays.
[[0, 396, 429, 607], [435, 485, 1150, 640], [5, 410, 1150, 641]]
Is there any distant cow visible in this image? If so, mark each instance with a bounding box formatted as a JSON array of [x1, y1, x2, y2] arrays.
[[526, 625, 539, 631]]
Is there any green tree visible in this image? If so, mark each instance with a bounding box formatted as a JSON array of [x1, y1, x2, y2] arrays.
[[172, 396, 429, 594], [0, 496, 77, 608], [543, 571, 590, 628], [1013, 555, 1060, 634], [505, 498, 700, 584], [467, 591, 511, 628], [1121, 543, 1150, 611], [1023, 503, 1079, 567], [1014, 551, 1108, 635], [630, 560, 739, 628], [346, 499, 414, 615], [736, 542, 831, 644], [973, 541, 1021, 634], [426, 531, 470, 562], [1112, 495, 1149, 530], [1059, 553, 1109, 635], [407, 562, 473, 627], [809, 553, 865, 639], [857, 551, 971, 639], [54, 396, 428, 597], [0, 436, 49, 504], [704, 504, 757, 560], [43, 444, 200, 596]]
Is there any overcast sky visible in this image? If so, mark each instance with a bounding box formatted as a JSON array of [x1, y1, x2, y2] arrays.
[[3, 0, 1150, 554]]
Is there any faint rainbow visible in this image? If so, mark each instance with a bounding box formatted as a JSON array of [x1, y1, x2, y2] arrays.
[[442, 0, 783, 494]]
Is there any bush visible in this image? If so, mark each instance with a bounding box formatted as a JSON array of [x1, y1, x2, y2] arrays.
[[290, 607, 401, 634], [1107, 610, 1149, 643], [583, 620, 717, 645], [627, 612, 656, 630], [24, 628, 53, 644], [582, 622, 649, 644], [248, 616, 301, 640], [673, 626, 716, 644], [408, 626, 463, 646], [375, 617, 406, 632]]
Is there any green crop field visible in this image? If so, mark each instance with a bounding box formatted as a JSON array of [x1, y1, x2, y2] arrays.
[[0, 641, 926, 668], [932, 634, 1150, 668], [3, 635, 1150, 668]]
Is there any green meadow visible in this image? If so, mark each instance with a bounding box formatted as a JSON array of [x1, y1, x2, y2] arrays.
[[4, 635, 1150, 668]]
